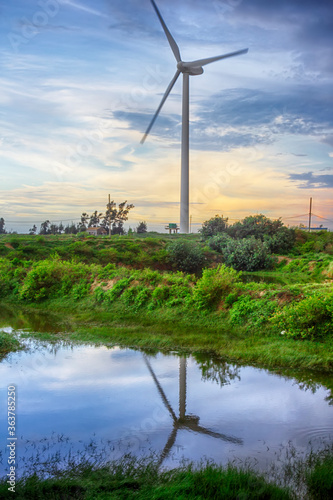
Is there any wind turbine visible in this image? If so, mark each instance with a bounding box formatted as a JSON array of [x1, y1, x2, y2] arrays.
[[143, 354, 243, 467], [141, 0, 248, 233]]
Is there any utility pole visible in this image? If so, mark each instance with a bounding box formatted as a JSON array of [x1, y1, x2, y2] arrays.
[[108, 194, 112, 238], [308, 197, 312, 232]]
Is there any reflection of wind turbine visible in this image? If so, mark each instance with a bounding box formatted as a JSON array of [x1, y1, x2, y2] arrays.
[[141, 0, 248, 233], [143, 355, 243, 467]]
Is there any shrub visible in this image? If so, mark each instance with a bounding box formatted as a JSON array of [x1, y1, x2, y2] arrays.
[[271, 292, 333, 340], [104, 278, 132, 304], [230, 296, 277, 328], [193, 265, 240, 310], [227, 214, 287, 241], [20, 258, 92, 302], [263, 227, 295, 253], [133, 287, 152, 311], [208, 233, 232, 253], [200, 215, 228, 239], [167, 240, 205, 274], [222, 237, 276, 271]]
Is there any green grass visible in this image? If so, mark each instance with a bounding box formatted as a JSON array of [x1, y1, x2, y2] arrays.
[[1, 298, 333, 374], [0, 457, 293, 499], [306, 455, 333, 499], [0, 330, 22, 360], [1, 232, 333, 372]]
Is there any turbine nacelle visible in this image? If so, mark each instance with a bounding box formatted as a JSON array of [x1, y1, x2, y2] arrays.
[[177, 61, 204, 75]]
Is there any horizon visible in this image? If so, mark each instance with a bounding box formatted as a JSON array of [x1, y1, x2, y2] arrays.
[[1, 0, 333, 231]]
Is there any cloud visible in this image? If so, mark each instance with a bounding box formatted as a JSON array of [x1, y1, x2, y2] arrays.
[[229, 0, 333, 75], [62, 0, 109, 18], [289, 171, 333, 189], [114, 84, 333, 153]]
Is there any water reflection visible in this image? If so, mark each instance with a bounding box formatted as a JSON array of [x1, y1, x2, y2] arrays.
[[193, 353, 241, 387], [143, 355, 243, 466], [0, 322, 333, 477], [0, 304, 67, 334]]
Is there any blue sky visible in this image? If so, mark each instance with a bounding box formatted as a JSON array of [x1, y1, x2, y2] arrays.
[[1, 0, 333, 232]]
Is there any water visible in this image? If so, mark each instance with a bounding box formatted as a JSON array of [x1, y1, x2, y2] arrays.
[[1, 322, 333, 478]]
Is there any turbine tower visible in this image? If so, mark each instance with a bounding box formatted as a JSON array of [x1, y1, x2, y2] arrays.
[[143, 354, 243, 467], [141, 0, 248, 234]]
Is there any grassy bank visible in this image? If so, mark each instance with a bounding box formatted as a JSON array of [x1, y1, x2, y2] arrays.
[[0, 458, 293, 499], [1, 445, 333, 499], [1, 233, 333, 372]]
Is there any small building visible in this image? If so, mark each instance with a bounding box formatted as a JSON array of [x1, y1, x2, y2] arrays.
[[87, 227, 108, 236], [165, 223, 179, 234]]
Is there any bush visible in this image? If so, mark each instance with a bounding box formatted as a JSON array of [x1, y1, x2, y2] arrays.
[[167, 240, 205, 274], [20, 258, 92, 302], [227, 214, 287, 241], [193, 265, 240, 310], [263, 227, 295, 253], [200, 215, 228, 239], [230, 296, 277, 328], [208, 233, 233, 253], [271, 292, 333, 340], [222, 237, 276, 271]]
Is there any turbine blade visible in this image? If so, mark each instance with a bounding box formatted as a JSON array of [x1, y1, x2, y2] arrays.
[[186, 48, 248, 68], [143, 355, 177, 422], [188, 423, 243, 445], [151, 0, 181, 62], [158, 427, 178, 467], [141, 70, 181, 144]]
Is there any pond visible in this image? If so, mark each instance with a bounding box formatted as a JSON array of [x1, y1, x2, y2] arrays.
[[0, 319, 333, 479]]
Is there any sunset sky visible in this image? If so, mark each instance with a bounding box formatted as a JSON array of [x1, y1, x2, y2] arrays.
[[1, 0, 333, 232]]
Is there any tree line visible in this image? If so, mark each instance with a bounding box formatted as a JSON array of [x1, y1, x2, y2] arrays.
[[0, 201, 148, 236]]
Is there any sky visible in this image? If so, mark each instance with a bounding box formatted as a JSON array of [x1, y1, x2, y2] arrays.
[[0, 0, 333, 233]]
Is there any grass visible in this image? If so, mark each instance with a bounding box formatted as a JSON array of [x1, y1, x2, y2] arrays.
[[1, 299, 333, 374], [0, 456, 293, 499], [0, 330, 22, 360], [1, 232, 333, 372], [2, 443, 333, 499]]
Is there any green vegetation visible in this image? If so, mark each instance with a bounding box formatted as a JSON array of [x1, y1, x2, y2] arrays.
[[2, 444, 333, 499], [0, 330, 22, 360], [1, 218, 333, 499], [306, 455, 333, 499], [0, 221, 333, 372], [0, 457, 293, 499]]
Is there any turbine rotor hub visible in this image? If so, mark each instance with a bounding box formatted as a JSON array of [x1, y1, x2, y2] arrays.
[[177, 61, 204, 75]]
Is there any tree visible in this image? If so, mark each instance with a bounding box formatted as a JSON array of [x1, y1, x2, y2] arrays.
[[0, 217, 6, 234], [39, 220, 51, 235], [102, 200, 134, 235], [227, 214, 283, 240], [200, 215, 228, 239], [167, 240, 205, 274], [64, 222, 79, 234], [29, 224, 37, 235], [226, 214, 295, 253], [136, 221, 147, 234], [88, 211, 103, 227]]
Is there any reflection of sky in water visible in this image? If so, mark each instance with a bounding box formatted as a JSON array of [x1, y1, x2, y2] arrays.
[[0, 338, 333, 476]]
